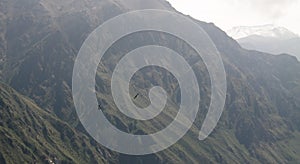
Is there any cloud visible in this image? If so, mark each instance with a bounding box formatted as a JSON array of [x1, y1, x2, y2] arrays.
[[241, 0, 298, 19], [167, 0, 300, 34]]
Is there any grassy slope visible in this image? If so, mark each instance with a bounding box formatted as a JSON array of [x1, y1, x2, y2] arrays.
[[0, 82, 116, 163], [0, 0, 299, 163]]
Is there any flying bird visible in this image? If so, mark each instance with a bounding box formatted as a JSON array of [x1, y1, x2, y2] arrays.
[[133, 93, 139, 99]]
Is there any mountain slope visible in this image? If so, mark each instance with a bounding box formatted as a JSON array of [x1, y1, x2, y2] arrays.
[[238, 36, 300, 60], [0, 82, 116, 163], [0, 0, 300, 163]]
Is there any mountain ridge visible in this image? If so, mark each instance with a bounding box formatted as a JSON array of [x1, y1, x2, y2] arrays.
[[0, 0, 300, 163], [227, 25, 300, 60], [227, 25, 299, 40]]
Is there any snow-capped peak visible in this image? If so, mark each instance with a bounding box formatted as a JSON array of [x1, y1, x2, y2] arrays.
[[227, 24, 299, 40]]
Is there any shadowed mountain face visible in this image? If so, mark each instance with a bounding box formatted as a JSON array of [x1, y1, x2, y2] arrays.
[[0, 0, 300, 163]]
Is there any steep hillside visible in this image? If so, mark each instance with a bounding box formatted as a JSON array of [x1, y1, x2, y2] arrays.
[[0, 0, 300, 163], [0, 83, 116, 163]]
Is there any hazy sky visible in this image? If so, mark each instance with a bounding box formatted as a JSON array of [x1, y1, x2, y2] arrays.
[[167, 0, 300, 35]]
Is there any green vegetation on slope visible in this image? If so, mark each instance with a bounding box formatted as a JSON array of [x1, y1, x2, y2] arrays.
[[0, 0, 299, 163], [0, 82, 116, 163]]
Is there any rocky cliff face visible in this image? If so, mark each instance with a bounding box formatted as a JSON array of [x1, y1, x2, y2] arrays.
[[0, 0, 300, 163]]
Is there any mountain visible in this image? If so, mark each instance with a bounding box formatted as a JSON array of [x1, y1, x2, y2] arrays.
[[227, 25, 300, 60], [0, 0, 300, 163], [227, 25, 299, 40], [0, 82, 116, 163]]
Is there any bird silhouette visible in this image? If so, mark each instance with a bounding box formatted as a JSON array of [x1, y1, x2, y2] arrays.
[[133, 93, 139, 99]]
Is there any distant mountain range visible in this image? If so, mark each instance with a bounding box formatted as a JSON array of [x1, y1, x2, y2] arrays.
[[227, 25, 300, 60]]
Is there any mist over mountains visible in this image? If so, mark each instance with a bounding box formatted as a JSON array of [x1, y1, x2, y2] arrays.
[[227, 25, 300, 60], [0, 0, 300, 163]]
